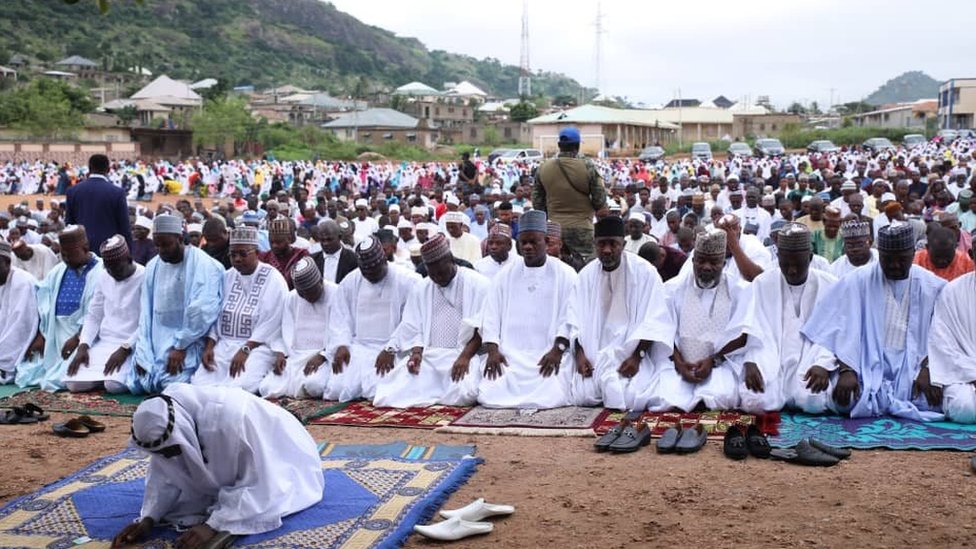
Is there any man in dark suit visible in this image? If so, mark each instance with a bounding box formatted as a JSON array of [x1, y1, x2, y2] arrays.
[[64, 154, 132, 253], [310, 221, 357, 284]]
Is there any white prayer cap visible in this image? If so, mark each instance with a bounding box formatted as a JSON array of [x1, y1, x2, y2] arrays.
[[389, 204, 400, 213], [134, 216, 153, 230], [446, 194, 461, 206], [153, 214, 183, 236], [410, 206, 427, 217], [382, 224, 397, 233], [396, 218, 413, 229], [512, 204, 525, 214], [187, 223, 203, 235], [354, 198, 368, 208], [628, 212, 645, 223], [881, 192, 896, 203], [444, 211, 465, 225]]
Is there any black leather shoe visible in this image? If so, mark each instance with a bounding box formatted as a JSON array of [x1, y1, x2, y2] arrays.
[[723, 424, 748, 460], [609, 422, 651, 453], [656, 427, 682, 454], [745, 424, 771, 459], [809, 438, 851, 460]]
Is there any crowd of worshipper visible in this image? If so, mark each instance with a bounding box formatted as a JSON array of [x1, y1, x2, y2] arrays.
[[0, 131, 975, 423]]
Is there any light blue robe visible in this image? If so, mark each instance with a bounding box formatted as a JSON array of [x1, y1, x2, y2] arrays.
[[16, 258, 104, 391], [802, 264, 946, 421], [131, 246, 224, 394]]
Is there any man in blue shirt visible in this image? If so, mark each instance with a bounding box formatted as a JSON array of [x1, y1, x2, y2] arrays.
[[64, 154, 132, 254]]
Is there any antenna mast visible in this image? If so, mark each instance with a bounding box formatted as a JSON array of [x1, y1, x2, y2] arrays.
[[518, 0, 531, 98]]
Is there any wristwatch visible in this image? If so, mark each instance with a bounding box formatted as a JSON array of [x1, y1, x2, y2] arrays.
[[382, 346, 397, 356], [557, 341, 568, 353], [638, 349, 647, 359], [240, 345, 252, 355], [121, 342, 132, 354]]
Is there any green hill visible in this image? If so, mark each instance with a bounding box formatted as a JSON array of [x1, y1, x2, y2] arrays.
[[864, 71, 941, 105], [0, 0, 587, 98]]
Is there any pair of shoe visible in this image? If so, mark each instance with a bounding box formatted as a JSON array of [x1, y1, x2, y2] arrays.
[[656, 424, 708, 454], [770, 438, 850, 467], [594, 411, 651, 453], [0, 403, 48, 425], [723, 424, 771, 460], [414, 498, 514, 541], [53, 415, 106, 438]]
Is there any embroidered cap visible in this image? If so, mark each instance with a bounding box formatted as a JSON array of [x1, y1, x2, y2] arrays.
[[489, 223, 512, 239], [100, 235, 129, 261], [229, 226, 260, 247], [355, 236, 386, 268], [546, 220, 562, 240], [695, 227, 727, 257], [291, 257, 321, 291], [421, 233, 452, 264], [268, 217, 293, 238], [841, 220, 871, 240], [777, 222, 811, 251], [877, 222, 915, 252]]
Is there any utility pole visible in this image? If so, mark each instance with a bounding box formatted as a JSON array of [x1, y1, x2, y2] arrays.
[[518, 0, 531, 99], [593, 1, 605, 96]]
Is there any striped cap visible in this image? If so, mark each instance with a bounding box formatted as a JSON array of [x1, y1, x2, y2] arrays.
[[291, 257, 321, 291], [421, 233, 452, 264]]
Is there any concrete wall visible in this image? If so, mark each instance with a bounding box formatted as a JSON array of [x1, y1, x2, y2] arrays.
[[329, 127, 439, 149], [732, 114, 803, 139], [939, 79, 976, 129], [0, 141, 138, 164]]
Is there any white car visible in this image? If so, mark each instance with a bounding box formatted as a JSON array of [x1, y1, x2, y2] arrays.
[[496, 149, 543, 163]]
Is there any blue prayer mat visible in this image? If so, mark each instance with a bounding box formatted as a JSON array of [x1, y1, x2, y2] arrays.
[[770, 412, 976, 451], [0, 441, 480, 548]]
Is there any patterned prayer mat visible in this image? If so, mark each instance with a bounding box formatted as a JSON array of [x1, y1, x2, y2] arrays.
[[592, 410, 781, 439], [0, 441, 481, 549], [436, 406, 612, 436], [770, 412, 976, 451], [310, 401, 470, 429], [0, 389, 142, 417], [270, 398, 350, 424]]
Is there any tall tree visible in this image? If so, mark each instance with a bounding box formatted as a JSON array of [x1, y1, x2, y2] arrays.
[[191, 97, 254, 155]]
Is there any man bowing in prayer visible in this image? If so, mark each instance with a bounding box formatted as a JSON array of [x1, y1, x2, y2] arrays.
[[373, 234, 489, 408], [17, 226, 103, 391], [723, 223, 840, 414], [133, 215, 224, 394], [649, 228, 744, 412], [0, 241, 37, 385], [477, 211, 577, 408], [568, 216, 673, 411], [64, 236, 144, 394], [259, 257, 346, 399], [803, 223, 946, 420], [110, 383, 323, 549], [194, 226, 288, 393]]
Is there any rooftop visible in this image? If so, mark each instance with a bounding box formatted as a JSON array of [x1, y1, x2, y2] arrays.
[[322, 108, 424, 129]]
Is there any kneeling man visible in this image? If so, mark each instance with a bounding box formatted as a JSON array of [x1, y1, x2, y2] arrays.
[[928, 258, 976, 422]]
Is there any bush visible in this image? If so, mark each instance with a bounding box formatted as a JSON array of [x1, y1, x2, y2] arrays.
[[776, 126, 927, 149]]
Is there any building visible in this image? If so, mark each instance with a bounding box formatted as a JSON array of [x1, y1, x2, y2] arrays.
[[712, 95, 735, 109], [664, 99, 701, 108], [938, 79, 976, 130], [100, 75, 203, 127], [732, 113, 803, 139], [456, 122, 531, 145], [652, 107, 734, 143], [322, 108, 439, 148], [528, 104, 679, 156], [851, 100, 937, 130], [55, 55, 99, 79]]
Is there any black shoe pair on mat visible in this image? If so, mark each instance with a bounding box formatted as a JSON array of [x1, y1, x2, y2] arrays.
[[723, 424, 771, 460], [594, 412, 650, 453], [769, 438, 851, 467]]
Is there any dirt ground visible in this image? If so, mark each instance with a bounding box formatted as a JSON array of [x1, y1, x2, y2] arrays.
[[2, 412, 975, 549]]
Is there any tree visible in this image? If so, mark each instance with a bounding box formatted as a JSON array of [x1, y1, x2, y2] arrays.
[[62, 0, 143, 14], [553, 94, 577, 107], [0, 78, 92, 138], [787, 102, 807, 115], [482, 125, 501, 147], [191, 97, 255, 155], [809, 101, 822, 115], [115, 105, 138, 125], [509, 101, 539, 122], [200, 78, 231, 102]]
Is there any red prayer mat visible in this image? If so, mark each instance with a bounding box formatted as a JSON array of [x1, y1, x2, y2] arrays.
[[593, 410, 781, 439], [309, 400, 471, 429]]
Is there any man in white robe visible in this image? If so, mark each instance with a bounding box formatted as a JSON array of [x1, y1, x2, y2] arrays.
[[477, 211, 577, 408], [323, 236, 418, 401], [927, 267, 976, 422], [831, 219, 878, 279], [17, 226, 103, 391], [11, 240, 59, 281], [650, 228, 744, 412], [723, 223, 840, 414], [259, 257, 347, 399], [64, 236, 144, 393], [443, 211, 482, 264], [738, 188, 773, 243], [195, 226, 287, 393], [624, 212, 654, 255], [473, 223, 516, 279], [111, 384, 323, 549], [373, 234, 489, 407], [132, 215, 224, 394], [0, 242, 37, 385], [676, 214, 768, 285], [803, 223, 947, 420], [569, 216, 674, 411]]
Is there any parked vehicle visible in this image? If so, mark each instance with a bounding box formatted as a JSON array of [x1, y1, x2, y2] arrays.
[[862, 137, 896, 152], [806, 140, 840, 154], [488, 148, 512, 163], [690, 142, 712, 161], [727, 142, 753, 159], [902, 134, 926, 148], [937, 129, 959, 141], [754, 138, 785, 157], [638, 145, 665, 162], [496, 148, 544, 163]]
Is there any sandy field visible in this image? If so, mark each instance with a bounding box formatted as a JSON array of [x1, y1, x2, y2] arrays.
[[1, 411, 975, 549]]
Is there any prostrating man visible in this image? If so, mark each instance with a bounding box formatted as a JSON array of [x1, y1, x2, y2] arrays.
[[132, 215, 224, 394], [202, 217, 231, 269], [568, 216, 673, 411], [260, 218, 308, 290], [259, 257, 346, 398], [928, 259, 976, 422], [650, 228, 744, 412], [11, 238, 59, 281], [372, 234, 489, 407], [324, 236, 418, 401], [17, 226, 103, 391], [803, 223, 947, 420], [64, 236, 144, 393], [831, 220, 877, 279], [474, 223, 516, 279], [724, 223, 840, 414], [624, 212, 654, 254], [311, 220, 358, 284], [194, 227, 287, 393], [0, 241, 37, 385], [477, 211, 578, 408], [111, 384, 323, 549], [914, 224, 974, 282], [637, 240, 687, 282], [443, 211, 482, 264]]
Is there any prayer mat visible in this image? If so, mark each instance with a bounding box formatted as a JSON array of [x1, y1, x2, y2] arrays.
[[271, 397, 350, 424], [770, 412, 976, 451], [0, 389, 141, 417], [310, 401, 470, 429], [0, 384, 25, 399], [436, 406, 612, 436], [0, 441, 481, 549], [592, 410, 781, 440]]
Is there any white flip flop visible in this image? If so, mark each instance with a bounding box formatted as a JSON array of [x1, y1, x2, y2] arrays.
[[413, 516, 493, 541]]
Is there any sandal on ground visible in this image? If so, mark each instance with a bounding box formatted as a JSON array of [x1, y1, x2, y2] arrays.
[[76, 415, 106, 433], [0, 407, 40, 425], [22, 403, 49, 421], [53, 418, 91, 438]]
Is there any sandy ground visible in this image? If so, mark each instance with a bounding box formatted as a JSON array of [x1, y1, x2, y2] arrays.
[[1, 411, 975, 549]]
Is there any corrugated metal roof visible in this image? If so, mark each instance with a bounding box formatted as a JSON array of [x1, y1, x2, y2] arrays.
[[131, 75, 202, 105], [528, 104, 680, 129], [322, 108, 421, 129], [56, 55, 98, 67], [394, 82, 442, 96]]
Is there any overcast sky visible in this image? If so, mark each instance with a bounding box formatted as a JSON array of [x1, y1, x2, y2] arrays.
[[327, 0, 973, 109]]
